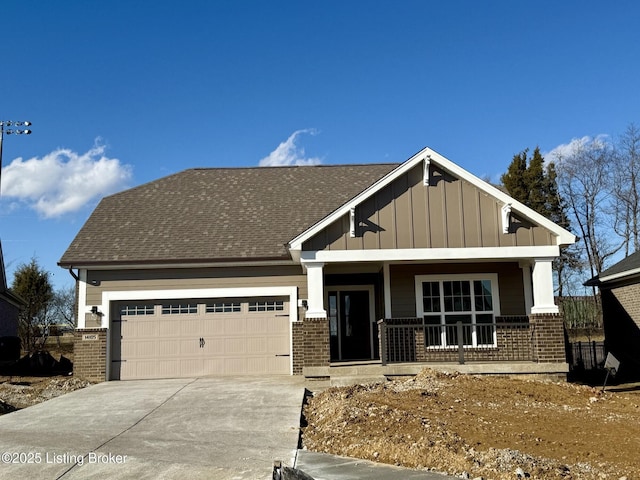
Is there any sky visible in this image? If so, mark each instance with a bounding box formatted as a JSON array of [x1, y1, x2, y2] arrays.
[[1, 1, 640, 290]]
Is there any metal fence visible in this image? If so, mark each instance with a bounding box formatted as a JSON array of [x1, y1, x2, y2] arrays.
[[568, 341, 606, 371], [379, 316, 532, 365]]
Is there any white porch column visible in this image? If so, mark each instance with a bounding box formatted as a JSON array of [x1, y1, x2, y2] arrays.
[[305, 262, 327, 318], [530, 258, 558, 314]]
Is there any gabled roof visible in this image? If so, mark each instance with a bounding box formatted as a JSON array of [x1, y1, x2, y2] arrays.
[[58, 164, 398, 267], [288, 147, 577, 250], [585, 250, 640, 286]]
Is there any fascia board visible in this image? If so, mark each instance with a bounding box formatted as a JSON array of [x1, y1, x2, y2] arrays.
[[300, 245, 560, 263], [598, 267, 640, 285]]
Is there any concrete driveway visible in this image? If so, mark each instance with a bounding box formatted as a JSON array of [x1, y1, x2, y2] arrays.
[[0, 376, 306, 480]]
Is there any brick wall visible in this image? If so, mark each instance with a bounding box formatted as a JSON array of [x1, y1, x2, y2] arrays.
[[602, 283, 640, 377], [74, 329, 107, 382], [292, 321, 304, 374], [301, 317, 329, 368], [529, 313, 567, 363]]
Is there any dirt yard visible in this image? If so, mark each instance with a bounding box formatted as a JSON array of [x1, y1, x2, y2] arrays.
[[302, 370, 640, 479], [0, 375, 92, 414]]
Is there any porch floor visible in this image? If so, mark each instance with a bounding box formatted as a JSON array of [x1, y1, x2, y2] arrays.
[[304, 361, 569, 386]]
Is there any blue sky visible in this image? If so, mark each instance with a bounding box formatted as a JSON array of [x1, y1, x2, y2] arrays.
[[1, 1, 640, 290]]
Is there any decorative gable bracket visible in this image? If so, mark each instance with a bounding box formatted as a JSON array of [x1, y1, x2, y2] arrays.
[[501, 203, 512, 234], [349, 207, 356, 238], [423, 155, 431, 185]]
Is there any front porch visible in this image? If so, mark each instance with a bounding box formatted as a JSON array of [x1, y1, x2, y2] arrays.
[[300, 313, 569, 383]]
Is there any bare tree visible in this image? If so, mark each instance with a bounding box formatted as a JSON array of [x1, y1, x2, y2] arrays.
[[611, 124, 640, 256], [555, 137, 622, 286]]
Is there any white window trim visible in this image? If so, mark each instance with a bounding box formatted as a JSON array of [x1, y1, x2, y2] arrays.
[[414, 273, 501, 348]]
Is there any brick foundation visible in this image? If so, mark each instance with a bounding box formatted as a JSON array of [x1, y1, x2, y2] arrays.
[[529, 313, 567, 363], [73, 329, 107, 382]]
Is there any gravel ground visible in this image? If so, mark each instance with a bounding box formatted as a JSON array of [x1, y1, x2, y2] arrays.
[[302, 369, 640, 480], [0, 376, 93, 414]]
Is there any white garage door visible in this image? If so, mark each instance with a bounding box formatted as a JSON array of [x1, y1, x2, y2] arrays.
[[110, 298, 291, 380]]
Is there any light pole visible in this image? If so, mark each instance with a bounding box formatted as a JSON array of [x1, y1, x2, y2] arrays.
[[0, 120, 32, 194]]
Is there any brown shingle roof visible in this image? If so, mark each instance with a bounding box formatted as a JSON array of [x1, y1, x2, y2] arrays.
[[59, 163, 399, 266]]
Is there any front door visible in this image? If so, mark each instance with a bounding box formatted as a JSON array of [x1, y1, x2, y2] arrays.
[[328, 288, 373, 361]]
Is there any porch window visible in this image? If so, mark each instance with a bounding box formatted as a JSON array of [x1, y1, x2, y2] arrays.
[[416, 274, 500, 348]]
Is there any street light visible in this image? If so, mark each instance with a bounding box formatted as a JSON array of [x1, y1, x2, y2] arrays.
[[0, 120, 32, 195]]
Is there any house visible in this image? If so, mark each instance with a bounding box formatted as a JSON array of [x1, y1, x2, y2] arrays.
[[585, 250, 640, 380], [0, 241, 23, 338], [58, 147, 576, 382]]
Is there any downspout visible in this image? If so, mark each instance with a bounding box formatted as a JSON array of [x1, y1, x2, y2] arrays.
[[67, 267, 79, 281]]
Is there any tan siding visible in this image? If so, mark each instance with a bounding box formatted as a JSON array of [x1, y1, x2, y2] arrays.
[[84, 265, 307, 307], [303, 163, 558, 252], [479, 193, 499, 247], [377, 182, 396, 249], [395, 173, 412, 249], [409, 166, 429, 248], [445, 177, 464, 247], [428, 170, 447, 248], [462, 183, 481, 247], [389, 263, 526, 318]]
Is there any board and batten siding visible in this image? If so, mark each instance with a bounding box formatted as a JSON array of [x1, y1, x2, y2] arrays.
[[389, 263, 526, 318], [84, 265, 307, 307], [303, 163, 555, 252]]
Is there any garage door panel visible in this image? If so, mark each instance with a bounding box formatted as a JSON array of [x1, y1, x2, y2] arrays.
[[113, 298, 291, 379]]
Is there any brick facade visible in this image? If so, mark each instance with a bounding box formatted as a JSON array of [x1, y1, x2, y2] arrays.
[[529, 313, 567, 363], [73, 329, 107, 382], [292, 317, 330, 371], [602, 282, 640, 378]]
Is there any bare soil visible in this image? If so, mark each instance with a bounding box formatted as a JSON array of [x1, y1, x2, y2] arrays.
[[302, 370, 640, 479], [0, 375, 93, 414]]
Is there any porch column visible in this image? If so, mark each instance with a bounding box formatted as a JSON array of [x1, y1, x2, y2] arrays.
[[305, 262, 327, 318], [530, 258, 558, 314]]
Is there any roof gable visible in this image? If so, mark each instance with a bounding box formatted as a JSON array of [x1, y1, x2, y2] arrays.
[[289, 147, 576, 251]]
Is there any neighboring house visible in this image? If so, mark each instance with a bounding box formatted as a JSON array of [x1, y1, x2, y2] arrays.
[[59, 147, 576, 382], [0, 241, 23, 338], [585, 250, 640, 380]]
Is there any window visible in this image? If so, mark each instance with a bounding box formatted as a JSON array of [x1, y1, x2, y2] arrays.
[[161, 303, 197, 314], [120, 304, 155, 316], [248, 300, 284, 312], [416, 275, 499, 348], [206, 302, 241, 313]]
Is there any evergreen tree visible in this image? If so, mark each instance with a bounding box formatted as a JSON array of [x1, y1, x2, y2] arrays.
[[501, 148, 578, 296], [11, 258, 54, 352]]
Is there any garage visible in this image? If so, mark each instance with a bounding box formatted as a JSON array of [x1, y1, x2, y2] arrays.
[[109, 298, 291, 380]]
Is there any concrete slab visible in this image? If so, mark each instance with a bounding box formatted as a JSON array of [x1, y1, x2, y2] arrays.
[[0, 376, 306, 480], [294, 450, 458, 480]]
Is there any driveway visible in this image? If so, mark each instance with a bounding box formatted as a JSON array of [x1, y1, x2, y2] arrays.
[[0, 376, 306, 480]]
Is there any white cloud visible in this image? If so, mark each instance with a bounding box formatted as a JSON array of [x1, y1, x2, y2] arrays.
[[259, 129, 322, 166], [1, 140, 132, 218], [545, 134, 610, 162]]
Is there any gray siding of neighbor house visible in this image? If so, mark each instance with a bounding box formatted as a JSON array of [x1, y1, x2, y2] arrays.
[[601, 280, 640, 378], [0, 299, 20, 337], [303, 163, 555, 252], [83, 265, 308, 325], [389, 262, 527, 318]]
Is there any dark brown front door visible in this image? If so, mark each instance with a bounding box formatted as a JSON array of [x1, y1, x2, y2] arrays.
[[328, 289, 371, 361]]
